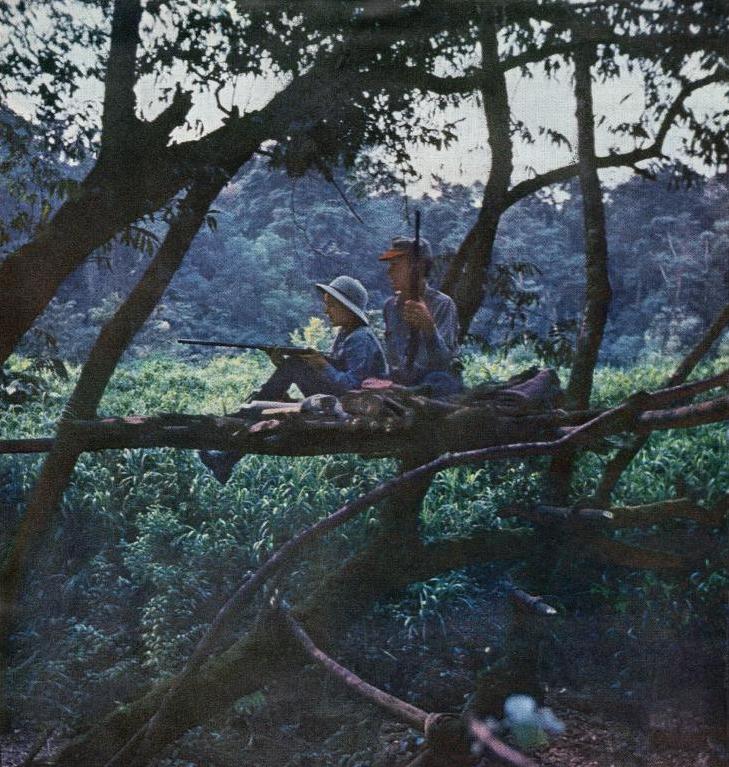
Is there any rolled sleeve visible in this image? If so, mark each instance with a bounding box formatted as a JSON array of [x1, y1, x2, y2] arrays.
[[324, 331, 376, 390], [424, 297, 460, 369]]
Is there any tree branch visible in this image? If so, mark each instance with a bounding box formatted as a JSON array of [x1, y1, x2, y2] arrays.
[[505, 72, 727, 207], [99, 0, 143, 161], [280, 604, 428, 730], [0, 172, 226, 664]]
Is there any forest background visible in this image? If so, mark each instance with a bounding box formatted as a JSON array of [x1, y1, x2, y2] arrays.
[[5, 150, 729, 369], [0, 1, 728, 766]]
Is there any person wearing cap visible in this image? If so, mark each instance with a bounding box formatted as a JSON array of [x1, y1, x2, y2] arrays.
[[373, 235, 462, 397], [200, 276, 386, 483]]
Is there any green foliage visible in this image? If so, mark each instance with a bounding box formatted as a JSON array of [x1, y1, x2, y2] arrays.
[[289, 316, 336, 353], [379, 571, 476, 641], [1, 351, 726, 726]]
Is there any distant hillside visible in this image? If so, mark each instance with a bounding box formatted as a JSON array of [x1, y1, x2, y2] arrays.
[[4, 117, 727, 365]]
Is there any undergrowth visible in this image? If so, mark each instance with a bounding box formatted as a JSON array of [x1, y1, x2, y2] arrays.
[[0, 348, 726, 726]]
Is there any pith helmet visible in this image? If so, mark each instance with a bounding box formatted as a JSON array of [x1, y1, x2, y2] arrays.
[[315, 275, 370, 325]]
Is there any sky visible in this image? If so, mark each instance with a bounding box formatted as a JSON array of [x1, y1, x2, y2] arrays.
[[7, 1, 726, 198], [136, 54, 722, 198]]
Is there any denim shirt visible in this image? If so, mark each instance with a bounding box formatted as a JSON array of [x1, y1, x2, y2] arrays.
[[323, 325, 388, 390], [383, 286, 460, 380]]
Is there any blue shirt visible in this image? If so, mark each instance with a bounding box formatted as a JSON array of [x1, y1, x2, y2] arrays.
[[323, 325, 388, 390], [383, 286, 460, 381]]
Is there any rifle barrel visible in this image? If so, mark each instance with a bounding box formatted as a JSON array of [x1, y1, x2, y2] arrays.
[[177, 339, 314, 354], [404, 210, 422, 372]]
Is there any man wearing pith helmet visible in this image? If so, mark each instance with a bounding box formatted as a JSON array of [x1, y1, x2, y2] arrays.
[[374, 235, 462, 397], [200, 275, 387, 483], [250, 275, 387, 401]]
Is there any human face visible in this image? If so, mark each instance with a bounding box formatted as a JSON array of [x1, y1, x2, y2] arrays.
[[323, 291, 356, 327], [385, 255, 410, 294]]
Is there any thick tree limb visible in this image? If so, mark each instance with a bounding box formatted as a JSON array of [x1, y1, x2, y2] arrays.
[[0, 37, 394, 366], [0, 175, 226, 694], [634, 393, 729, 432], [0, 376, 727, 457], [99, 0, 143, 164]]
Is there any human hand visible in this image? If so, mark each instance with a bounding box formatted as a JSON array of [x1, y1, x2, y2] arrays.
[[403, 300, 435, 332], [361, 377, 395, 390]]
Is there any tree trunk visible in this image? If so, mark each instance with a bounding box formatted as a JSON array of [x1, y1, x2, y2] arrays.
[[0, 174, 226, 718], [98, 0, 143, 167], [565, 46, 612, 410], [548, 44, 612, 504], [441, 5, 513, 336]]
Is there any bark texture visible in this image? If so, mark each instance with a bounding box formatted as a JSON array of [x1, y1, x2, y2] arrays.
[[0, 176, 226, 697]]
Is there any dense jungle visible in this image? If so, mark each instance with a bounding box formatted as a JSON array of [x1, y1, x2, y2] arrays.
[[0, 1, 728, 766]]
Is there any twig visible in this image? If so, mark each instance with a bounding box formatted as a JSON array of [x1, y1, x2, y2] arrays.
[[509, 588, 558, 616]]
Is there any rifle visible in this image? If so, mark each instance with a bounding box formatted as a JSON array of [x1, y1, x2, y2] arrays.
[[177, 338, 325, 359], [404, 209, 421, 373]]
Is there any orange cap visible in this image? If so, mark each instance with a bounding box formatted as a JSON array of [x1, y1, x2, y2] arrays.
[[378, 248, 409, 261]]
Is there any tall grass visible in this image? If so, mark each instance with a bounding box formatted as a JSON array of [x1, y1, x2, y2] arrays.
[[0, 349, 726, 721]]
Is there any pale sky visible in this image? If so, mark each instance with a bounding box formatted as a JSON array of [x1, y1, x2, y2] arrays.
[[8, 2, 726, 196], [139, 58, 723, 196]]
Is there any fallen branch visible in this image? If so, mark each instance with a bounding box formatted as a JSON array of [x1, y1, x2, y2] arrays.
[[509, 588, 558, 616], [282, 606, 536, 767], [280, 604, 428, 730], [468, 715, 538, 767]]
